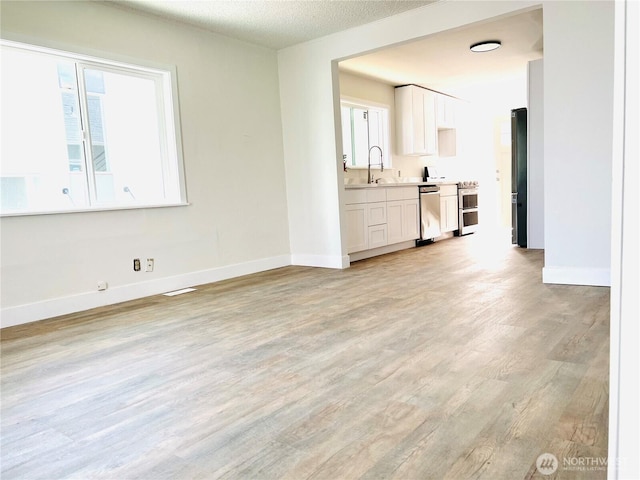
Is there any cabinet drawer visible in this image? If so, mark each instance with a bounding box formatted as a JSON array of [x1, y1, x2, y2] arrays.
[[386, 186, 419, 201], [439, 184, 458, 197], [366, 188, 387, 203], [344, 188, 367, 204]]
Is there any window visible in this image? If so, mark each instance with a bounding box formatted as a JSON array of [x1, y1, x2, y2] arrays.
[[0, 40, 185, 215], [340, 99, 390, 169]]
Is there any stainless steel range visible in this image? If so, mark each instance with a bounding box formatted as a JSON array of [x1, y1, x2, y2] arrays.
[[457, 181, 479, 235]]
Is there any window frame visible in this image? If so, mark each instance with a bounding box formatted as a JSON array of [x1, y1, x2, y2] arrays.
[[0, 37, 188, 217], [340, 96, 391, 170]]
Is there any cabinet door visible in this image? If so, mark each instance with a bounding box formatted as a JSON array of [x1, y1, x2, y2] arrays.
[[450, 196, 457, 232], [411, 88, 427, 154], [403, 198, 420, 240], [446, 196, 459, 232], [388, 199, 420, 244], [440, 195, 459, 233], [345, 204, 367, 253], [386, 200, 404, 244], [395, 87, 413, 156], [368, 224, 388, 249], [439, 197, 448, 232], [437, 95, 457, 129], [422, 90, 438, 155]]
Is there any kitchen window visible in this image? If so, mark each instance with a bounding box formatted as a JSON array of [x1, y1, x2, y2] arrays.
[[0, 40, 186, 215], [340, 99, 390, 169]]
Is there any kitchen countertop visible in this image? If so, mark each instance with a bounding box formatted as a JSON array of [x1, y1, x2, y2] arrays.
[[344, 179, 459, 189]]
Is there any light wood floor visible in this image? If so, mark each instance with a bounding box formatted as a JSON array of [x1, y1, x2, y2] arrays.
[[1, 232, 610, 480]]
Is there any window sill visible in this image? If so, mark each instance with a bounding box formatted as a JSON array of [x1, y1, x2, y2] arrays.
[[1, 202, 190, 218]]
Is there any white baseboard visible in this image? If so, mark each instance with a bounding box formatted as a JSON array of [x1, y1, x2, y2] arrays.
[[348, 240, 416, 263], [0, 255, 291, 329], [542, 266, 611, 287], [290, 253, 349, 269]]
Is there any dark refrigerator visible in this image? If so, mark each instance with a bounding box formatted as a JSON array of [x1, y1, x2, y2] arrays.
[[511, 107, 527, 247]]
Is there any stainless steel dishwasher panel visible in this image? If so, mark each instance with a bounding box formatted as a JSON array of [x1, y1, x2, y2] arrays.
[[419, 185, 441, 240]]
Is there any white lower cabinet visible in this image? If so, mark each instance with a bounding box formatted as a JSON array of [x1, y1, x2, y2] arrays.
[[387, 198, 420, 244], [439, 184, 459, 233], [345, 186, 419, 254], [404, 199, 420, 239], [345, 203, 367, 253], [386, 201, 404, 245]]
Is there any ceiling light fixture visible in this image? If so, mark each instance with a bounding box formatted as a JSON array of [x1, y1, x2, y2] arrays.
[[470, 40, 501, 53]]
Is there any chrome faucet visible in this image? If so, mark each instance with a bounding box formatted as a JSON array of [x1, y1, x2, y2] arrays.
[[368, 145, 384, 184]]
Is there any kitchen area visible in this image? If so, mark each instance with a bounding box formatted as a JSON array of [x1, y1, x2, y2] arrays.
[[338, 9, 544, 262], [341, 78, 487, 262]]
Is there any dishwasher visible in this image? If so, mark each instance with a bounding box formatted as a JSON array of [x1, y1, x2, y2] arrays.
[[417, 185, 441, 245]]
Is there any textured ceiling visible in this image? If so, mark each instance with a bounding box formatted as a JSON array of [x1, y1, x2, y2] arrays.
[[110, 0, 434, 50], [107, 1, 542, 101]]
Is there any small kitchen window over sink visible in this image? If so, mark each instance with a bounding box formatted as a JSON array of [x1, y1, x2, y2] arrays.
[[0, 40, 186, 216], [340, 98, 390, 169]]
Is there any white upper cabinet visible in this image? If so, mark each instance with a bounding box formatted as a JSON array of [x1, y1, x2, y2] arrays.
[[395, 85, 438, 156], [436, 94, 457, 129], [437, 94, 460, 157]]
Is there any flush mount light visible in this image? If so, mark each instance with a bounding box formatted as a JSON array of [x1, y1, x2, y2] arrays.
[[470, 40, 501, 52]]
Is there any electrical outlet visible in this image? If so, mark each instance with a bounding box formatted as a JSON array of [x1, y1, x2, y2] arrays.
[[97, 280, 108, 291], [133, 258, 141, 271], [146, 258, 154, 272]]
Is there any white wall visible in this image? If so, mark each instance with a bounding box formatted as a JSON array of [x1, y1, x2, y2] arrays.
[[542, 1, 614, 286], [0, 1, 290, 327], [528, 59, 544, 249]]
